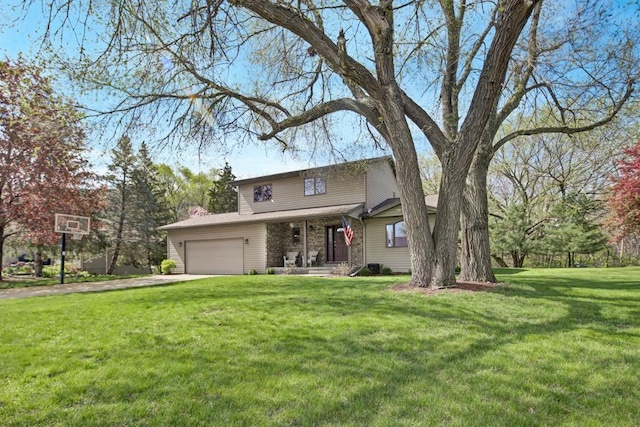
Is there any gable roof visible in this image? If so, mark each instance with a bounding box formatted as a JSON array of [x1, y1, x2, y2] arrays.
[[231, 155, 394, 186], [158, 203, 364, 230], [364, 194, 438, 218]]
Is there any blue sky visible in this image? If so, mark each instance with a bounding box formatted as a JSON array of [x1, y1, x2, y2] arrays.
[[4, 1, 635, 179], [0, 2, 343, 178]]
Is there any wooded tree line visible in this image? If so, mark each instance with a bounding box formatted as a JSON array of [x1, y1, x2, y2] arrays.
[[424, 119, 640, 269], [10, 1, 640, 286]]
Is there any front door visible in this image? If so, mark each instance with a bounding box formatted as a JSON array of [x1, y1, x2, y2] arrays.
[[326, 225, 348, 262]]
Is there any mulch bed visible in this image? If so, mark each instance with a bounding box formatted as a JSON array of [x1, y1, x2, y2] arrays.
[[391, 280, 503, 296]]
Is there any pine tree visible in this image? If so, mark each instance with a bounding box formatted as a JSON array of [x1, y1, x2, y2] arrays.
[[541, 194, 607, 267], [104, 135, 136, 275], [208, 162, 237, 214], [129, 142, 171, 272]]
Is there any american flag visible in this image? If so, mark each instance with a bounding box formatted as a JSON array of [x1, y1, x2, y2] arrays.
[[341, 215, 354, 246]]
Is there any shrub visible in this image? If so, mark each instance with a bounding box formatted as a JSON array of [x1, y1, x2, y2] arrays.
[[160, 259, 177, 275], [42, 266, 59, 278], [381, 266, 393, 275], [247, 269, 258, 275], [72, 270, 92, 278], [17, 263, 34, 275], [3, 265, 17, 275], [358, 267, 372, 276], [266, 268, 275, 275]]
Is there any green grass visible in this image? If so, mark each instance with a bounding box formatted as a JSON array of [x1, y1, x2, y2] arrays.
[[1, 268, 639, 426], [0, 274, 146, 290]]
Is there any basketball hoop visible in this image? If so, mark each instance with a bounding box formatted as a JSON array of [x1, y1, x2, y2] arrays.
[[55, 213, 91, 285]]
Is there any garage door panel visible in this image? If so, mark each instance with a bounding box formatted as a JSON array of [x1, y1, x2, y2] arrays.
[[186, 239, 243, 274]]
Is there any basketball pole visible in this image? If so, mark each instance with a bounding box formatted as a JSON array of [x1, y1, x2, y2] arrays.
[[60, 232, 66, 284]]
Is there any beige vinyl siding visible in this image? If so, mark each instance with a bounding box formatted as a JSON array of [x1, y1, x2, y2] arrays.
[[365, 161, 400, 210], [372, 205, 403, 217], [238, 174, 366, 214], [167, 222, 266, 274], [364, 213, 436, 273]]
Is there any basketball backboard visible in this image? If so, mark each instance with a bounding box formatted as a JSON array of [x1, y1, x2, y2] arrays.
[[54, 213, 91, 235]]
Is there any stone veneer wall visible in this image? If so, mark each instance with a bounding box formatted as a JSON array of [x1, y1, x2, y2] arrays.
[[266, 223, 297, 267], [305, 217, 364, 267], [349, 219, 364, 267], [266, 217, 364, 267]]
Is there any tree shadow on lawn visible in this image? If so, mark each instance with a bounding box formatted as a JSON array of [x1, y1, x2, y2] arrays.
[[125, 291, 638, 425], [161, 280, 638, 417], [33, 274, 638, 425]]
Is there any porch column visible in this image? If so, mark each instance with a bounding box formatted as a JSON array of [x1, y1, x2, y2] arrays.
[[303, 220, 308, 267]]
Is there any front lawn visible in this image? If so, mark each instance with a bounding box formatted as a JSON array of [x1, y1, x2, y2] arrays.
[[1, 268, 639, 426]]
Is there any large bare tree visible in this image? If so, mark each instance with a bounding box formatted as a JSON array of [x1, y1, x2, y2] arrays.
[[28, 0, 541, 287]]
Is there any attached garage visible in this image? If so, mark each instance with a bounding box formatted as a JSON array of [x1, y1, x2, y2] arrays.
[[185, 238, 244, 274]]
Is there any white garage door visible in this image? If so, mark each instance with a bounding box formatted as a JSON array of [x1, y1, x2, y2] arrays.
[[185, 238, 244, 274]]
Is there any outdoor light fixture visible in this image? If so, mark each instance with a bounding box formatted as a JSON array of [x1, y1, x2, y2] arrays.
[[178, 241, 183, 248], [308, 225, 314, 231], [245, 238, 249, 244]]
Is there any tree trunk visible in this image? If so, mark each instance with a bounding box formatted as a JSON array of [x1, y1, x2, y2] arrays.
[[34, 246, 43, 277], [146, 242, 153, 274], [492, 254, 508, 267], [0, 227, 4, 281], [511, 251, 524, 268], [107, 212, 125, 275], [378, 86, 435, 288], [460, 143, 497, 282], [429, 164, 466, 288]]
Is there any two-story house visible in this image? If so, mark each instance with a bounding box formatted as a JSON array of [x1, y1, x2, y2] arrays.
[[158, 156, 437, 274]]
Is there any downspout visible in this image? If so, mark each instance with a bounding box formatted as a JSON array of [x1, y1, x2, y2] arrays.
[[360, 171, 367, 270], [359, 217, 366, 268]]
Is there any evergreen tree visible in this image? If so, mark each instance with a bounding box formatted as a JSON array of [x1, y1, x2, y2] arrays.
[[490, 202, 543, 268], [541, 194, 607, 267], [208, 163, 237, 214], [104, 135, 136, 275], [128, 142, 171, 272]]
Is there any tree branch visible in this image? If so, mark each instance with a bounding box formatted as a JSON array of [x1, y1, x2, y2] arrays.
[[231, 0, 382, 98], [258, 98, 388, 141], [494, 80, 635, 152]]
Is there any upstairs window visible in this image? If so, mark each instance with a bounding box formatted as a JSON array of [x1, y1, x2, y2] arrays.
[[386, 220, 408, 247], [304, 177, 326, 196], [253, 184, 272, 202]]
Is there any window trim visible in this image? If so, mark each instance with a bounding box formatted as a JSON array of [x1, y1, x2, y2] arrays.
[[304, 177, 326, 196], [386, 220, 408, 248]]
